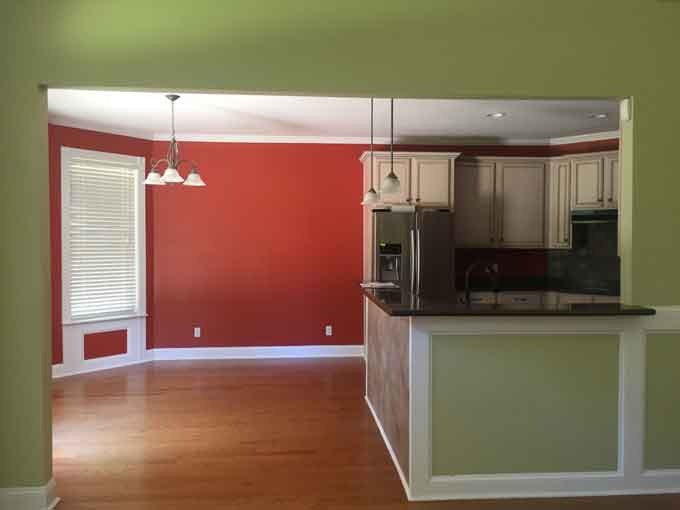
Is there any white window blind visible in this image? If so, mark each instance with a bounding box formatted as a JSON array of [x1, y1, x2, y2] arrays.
[[62, 147, 145, 322]]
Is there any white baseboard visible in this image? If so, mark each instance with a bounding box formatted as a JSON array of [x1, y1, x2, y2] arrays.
[[365, 396, 412, 500], [0, 478, 59, 510], [52, 356, 149, 379], [53, 344, 365, 378], [148, 344, 365, 360]]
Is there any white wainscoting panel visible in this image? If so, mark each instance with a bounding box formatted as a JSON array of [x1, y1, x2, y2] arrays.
[[402, 311, 680, 501], [53, 317, 147, 378]]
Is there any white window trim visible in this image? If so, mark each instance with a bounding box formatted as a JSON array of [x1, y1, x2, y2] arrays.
[[61, 146, 147, 325]]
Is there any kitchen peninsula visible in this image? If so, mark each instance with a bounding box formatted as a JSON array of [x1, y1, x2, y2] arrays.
[[362, 288, 678, 501]]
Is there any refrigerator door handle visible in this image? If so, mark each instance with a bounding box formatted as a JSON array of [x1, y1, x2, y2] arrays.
[[410, 229, 416, 294], [416, 228, 422, 295]]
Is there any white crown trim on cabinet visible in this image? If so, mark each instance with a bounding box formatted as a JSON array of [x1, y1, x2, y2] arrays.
[[0, 478, 59, 510]]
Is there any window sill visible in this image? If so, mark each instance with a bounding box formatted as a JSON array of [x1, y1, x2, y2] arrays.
[[63, 313, 148, 326]]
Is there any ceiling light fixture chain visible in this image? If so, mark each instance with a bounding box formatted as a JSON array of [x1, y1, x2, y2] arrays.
[[362, 97, 379, 206], [380, 98, 401, 195]]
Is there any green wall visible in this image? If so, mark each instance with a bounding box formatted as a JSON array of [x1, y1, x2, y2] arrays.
[[645, 333, 680, 470], [2, 0, 680, 488], [431, 334, 620, 475]]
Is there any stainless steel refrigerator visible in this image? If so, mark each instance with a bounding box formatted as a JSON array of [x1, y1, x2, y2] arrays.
[[372, 208, 455, 297]]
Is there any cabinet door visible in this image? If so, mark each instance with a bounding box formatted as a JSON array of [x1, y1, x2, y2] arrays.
[[603, 154, 619, 209], [498, 292, 542, 306], [454, 161, 496, 247], [496, 161, 546, 248], [592, 295, 619, 303], [411, 158, 453, 207], [375, 158, 411, 204], [558, 293, 595, 304], [571, 157, 604, 209], [548, 159, 571, 248]]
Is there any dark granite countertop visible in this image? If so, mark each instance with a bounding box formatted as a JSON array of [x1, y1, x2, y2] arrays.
[[362, 288, 655, 317]]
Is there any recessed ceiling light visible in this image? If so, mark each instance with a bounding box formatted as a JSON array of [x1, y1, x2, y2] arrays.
[[589, 113, 608, 119], [486, 112, 506, 119]]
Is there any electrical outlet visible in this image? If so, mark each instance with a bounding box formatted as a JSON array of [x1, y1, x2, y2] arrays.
[[324, 325, 333, 337], [193, 327, 201, 339]]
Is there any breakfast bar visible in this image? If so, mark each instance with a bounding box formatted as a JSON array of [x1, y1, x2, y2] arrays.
[[362, 288, 680, 501]]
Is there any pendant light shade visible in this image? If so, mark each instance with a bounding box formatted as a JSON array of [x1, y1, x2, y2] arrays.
[[380, 98, 401, 195], [362, 187, 379, 205], [144, 169, 166, 186], [381, 172, 400, 194], [160, 167, 184, 183], [183, 169, 206, 187]]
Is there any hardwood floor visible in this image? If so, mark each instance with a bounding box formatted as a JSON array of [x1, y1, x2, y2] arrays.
[[53, 358, 679, 509]]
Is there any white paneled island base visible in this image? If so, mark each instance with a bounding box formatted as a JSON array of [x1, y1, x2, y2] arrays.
[[364, 297, 680, 501]]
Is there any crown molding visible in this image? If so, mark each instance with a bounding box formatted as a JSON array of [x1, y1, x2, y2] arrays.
[[549, 130, 620, 145], [47, 117, 619, 147], [49, 115, 153, 141]]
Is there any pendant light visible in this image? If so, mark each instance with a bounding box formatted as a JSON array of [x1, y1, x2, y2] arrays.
[[144, 94, 207, 187], [362, 97, 379, 206], [381, 98, 401, 194]]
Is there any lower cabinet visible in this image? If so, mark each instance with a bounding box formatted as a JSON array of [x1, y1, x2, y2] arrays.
[[497, 292, 542, 306]]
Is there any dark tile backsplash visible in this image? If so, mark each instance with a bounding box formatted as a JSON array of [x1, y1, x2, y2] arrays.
[[456, 248, 620, 296]]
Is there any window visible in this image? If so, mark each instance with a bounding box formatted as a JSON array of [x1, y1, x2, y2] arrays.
[[61, 147, 145, 323]]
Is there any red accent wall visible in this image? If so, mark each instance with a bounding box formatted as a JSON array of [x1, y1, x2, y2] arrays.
[[146, 141, 364, 348], [49, 125, 152, 364], [84, 330, 128, 360]]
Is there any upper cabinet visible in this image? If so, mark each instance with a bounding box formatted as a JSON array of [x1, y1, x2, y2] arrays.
[[411, 157, 455, 207], [495, 160, 546, 248], [454, 158, 545, 249], [603, 154, 619, 208], [454, 160, 496, 247], [570, 152, 619, 210], [361, 151, 460, 208], [548, 158, 572, 249]]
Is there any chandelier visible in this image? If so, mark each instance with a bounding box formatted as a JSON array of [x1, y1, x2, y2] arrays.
[[144, 94, 206, 187]]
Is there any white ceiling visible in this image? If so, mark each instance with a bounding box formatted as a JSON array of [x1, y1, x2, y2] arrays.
[[47, 89, 620, 145]]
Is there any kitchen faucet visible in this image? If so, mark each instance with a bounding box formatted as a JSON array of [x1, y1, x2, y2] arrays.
[[463, 262, 500, 305]]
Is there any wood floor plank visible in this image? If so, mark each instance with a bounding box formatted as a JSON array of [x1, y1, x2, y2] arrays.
[[53, 359, 679, 509]]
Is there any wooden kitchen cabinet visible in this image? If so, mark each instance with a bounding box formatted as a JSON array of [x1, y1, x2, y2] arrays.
[[454, 158, 545, 249], [495, 160, 546, 248], [570, 152, 619, 210], [454, 160, 496, 247], [603, 154, 619, 208], [547, 158, 572, 248], [361, 151, 460, 207], [410, 157, 455, 207]]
